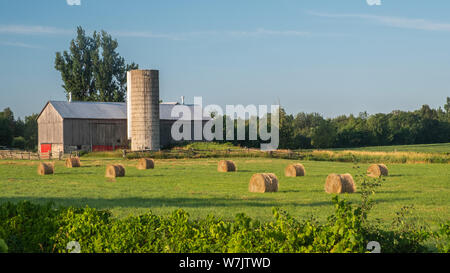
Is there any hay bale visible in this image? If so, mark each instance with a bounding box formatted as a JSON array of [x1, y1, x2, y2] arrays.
[[285, 163, 305, 177], [325, 173, 356, 194], [367, 164, 389, 178], [137, 158, 155, 170], [249, 173, 279, 193], [105, 164, 125, 178], [37, 162, 54, 175], [65, 157, 81, 168], [217, 160, 236, 172], [340, 173, 356, 193]]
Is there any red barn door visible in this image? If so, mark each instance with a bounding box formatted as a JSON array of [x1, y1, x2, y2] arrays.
[[40, 144, 51, 159], [41, 144, 51, 153]]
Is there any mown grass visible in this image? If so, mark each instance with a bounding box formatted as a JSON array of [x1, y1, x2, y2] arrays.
[[0, 157, 448, 231], [330, 143, 450, 154]]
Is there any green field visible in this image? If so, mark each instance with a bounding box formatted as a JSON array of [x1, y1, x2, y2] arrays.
[[0, 156, 448, 230], [331, 143, 450, 154]]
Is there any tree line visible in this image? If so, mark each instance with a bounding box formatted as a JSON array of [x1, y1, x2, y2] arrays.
[[0, 108, 37, 151], [1, 98, 449, 151], [224, 97, 450, 149]]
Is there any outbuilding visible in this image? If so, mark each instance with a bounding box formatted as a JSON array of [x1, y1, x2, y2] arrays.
[[37, 100, 209, 154]]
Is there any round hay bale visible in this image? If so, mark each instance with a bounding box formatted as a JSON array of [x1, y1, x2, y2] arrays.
[[65, 157, 81, 168], [105, 164, 125, 178], [325, 174, 342, 194], [340, 173, 356, 193], [367, 164, 389, 178], [217, 160, 236, 172], [137, 158, 155, 170], [37, 162, 54, 175], [249, 173, 279, 193], [285, 163, 305, 177], [325, 173, 356, 194]]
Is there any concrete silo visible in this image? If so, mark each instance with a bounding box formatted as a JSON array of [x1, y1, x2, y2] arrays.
[[127, 69, 160, 151]]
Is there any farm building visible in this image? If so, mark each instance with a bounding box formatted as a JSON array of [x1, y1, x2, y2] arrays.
[[37, 101, 209, 154], [37, 69, 210, 154]]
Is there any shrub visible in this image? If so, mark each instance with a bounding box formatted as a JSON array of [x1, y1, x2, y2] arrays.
[[11, 136, 25, 150], [0, 239, 7, 253], [0, 196, 440, 253], [52, 207, 112, 253], [0, 201, 59, 253], [435, 222, 450, 253]]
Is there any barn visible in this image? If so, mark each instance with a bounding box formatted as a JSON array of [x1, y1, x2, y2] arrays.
[[37, 100, 209, 154]]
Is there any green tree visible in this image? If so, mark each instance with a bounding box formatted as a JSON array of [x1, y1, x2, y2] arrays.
[[367, 113, 389, 146], [0, 117, 12, 147], [55, 26, 138, 102], [12, 136, 25, 150], [23, 114, 38, 151], [0, 108, 14, 147], [311, 120, 337, 148], [444, 97, 450, 120], [278, 108, 295, 149]]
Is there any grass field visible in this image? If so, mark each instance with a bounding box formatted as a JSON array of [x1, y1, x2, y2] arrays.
[[0, 157, 448, 231], [331, 143, 450, 154]]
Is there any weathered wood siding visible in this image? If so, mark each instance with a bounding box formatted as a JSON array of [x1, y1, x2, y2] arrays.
[[63, 119, 127, 147], [37, 103, 63, 152]]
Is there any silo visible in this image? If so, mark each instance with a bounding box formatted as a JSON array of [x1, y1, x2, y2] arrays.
[[127, 69, 160, 151]]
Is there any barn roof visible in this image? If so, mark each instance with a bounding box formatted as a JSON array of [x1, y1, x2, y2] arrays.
[[41, 101, 210, 121], [49, 101, 127, 119]]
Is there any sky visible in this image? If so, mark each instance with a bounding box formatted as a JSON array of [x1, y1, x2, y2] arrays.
[[0, 0, 449, 119]]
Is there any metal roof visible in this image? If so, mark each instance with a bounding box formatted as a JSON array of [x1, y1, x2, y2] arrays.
[[46, 101, 210, 121], [49, 101, 127, 119]]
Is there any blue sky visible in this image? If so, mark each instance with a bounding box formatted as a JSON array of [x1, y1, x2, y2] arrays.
[[0, 0, 449, 119]]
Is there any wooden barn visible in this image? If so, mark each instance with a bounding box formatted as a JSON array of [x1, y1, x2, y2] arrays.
[[37, 101, 209, 154]]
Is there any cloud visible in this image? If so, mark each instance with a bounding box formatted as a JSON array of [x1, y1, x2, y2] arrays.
[[0, 24, 311, 41], [309, 11, 450, 31], [111, 28, 310, 40], [228, 28, 309, 37], [111, 31, 183, 41], [0, 41, 42, 49], [0, 25, 71, 35], [67, 0, 81, 6]]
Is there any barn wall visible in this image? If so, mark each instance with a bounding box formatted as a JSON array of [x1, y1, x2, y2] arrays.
[[63, 119, 127, 152], [37, 103, 63, 153]]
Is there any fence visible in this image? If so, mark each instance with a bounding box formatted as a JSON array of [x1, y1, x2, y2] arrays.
[[124, 148, 304, 160], [0, 150, 66, 161]]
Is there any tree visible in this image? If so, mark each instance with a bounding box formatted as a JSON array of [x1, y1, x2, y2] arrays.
[[12, 136, 25, 150], [278, 108, 295, 149], [311, 120, 337, 148], [0, 117, 12, 147], [55, 26, 138, 102], [444, 97, 450, 116], [367, 114, 389, 146], [0, 108, 14, 146], [23, 114, 38, 151]]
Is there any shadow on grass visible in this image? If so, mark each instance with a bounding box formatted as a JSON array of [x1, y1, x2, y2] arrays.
[[0, 195, 414, 211]]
